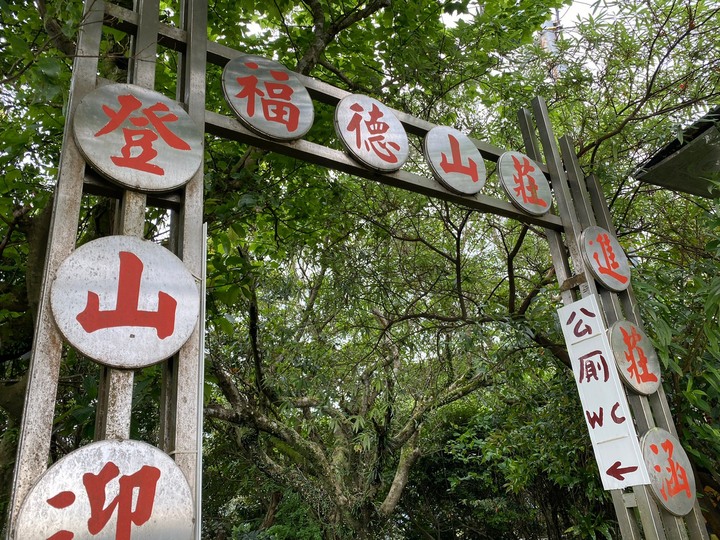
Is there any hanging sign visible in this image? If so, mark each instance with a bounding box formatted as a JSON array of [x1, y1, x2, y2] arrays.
[[334, 94, 409, 172], [423, 126, 486, 195], [609, 320, 662, 395], [50, 235, 200, 368], [558, 294, 650, 490], [73, 83, 203, 193], [222, 54, 314, 141], [641, 428, 697, 516], [14, 439, 194, 540], [497, 151, 552, 216], [580, 226, 631, 292]]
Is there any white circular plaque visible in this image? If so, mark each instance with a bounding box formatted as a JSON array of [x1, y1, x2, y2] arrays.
[[580, 226, 631, 292], [610, 320, 662, 395], [14, 440, 194, 540], [73, 84, 203, 192], [641, 428, 696, 516], [334, 94, 409, 172], [423, 126, 486, 195], [50, 236, 200, 368], [222, 54, 314, 141], [497, 151, 552, 215]]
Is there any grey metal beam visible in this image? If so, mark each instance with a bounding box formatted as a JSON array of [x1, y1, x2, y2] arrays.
[[517, 107, 574, 305], [205, 111, 563, 230], [585, 172, 708, 540], [7, 0, 105, 533]]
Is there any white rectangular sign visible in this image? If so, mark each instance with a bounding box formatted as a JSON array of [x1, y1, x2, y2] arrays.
[[557, 295, 650, 490]]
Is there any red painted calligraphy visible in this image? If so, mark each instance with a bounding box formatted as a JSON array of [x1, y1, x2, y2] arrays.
[[44, 462, 161, 540], [346, 102, 400, 163], [588, 233, 629, 285], [439, 134, 480, 182], [84, 462, 161, 540], [578, 349, 610, 383], [235, 62, 300, 131], [46, 491, 76, 540], [650, 438, 692, 501], [511, 155, 547, 207], [621, 325, 658, 384], [76, 251, 177, 339], [94, 94, 191, 175]]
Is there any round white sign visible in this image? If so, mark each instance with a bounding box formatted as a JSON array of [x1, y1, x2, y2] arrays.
[[222, 54, 314, 141], [334, 94, 409, 172], [580, 226, 631, 292], [14, 440, 194, 540], [73, 83, 203, 192], [609, 320, 662, 395], [641, 428, 696, 516], [50, 236, 200, 368], [497, 151, 552, 215], [423, 126, 486, 195]]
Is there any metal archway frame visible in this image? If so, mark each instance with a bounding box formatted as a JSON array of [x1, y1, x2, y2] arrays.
[[6, 0, 709, 538]]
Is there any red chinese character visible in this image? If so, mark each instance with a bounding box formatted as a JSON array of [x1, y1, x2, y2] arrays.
[[235, 62, 300, 131], [650, 439, 692, 501], [46, 491, 77, 539], [76, 251, 177, 339], [84, 462, 161, 540], [621, 325, 658, 384], [588, 233, 629, 284], [578, 349, 610, 383], [566, 307, 597, 339], [511, 155, 547, 207], [439, 134, 480, 182], [346, 102, 400, 163], [44, 462, 161, 540], [94, 94, 191, 175]]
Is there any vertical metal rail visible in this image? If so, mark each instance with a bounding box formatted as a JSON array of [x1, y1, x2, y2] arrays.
[[524, 96, 708, 539], [7, 1, 105, 534], [165, 0, 208, 510], [558, 136, 670, 539], [524, 98, 653, 540], [517, 109, 574, 306], [7, 0, 208, 536]]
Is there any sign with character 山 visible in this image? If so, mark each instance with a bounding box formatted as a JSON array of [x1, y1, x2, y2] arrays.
[[50, 235, 200, 368], [558, 294, 650, 490], [423, 126, 486, 195]]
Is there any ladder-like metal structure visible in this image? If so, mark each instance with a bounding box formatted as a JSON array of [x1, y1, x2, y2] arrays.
[[6, 0, 710, 538]]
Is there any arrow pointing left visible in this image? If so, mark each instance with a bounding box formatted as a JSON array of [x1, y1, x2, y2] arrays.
[[606, 461, 639, 481]]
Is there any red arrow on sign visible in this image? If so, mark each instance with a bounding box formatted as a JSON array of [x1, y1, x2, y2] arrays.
[[606, 461, 638, 481]]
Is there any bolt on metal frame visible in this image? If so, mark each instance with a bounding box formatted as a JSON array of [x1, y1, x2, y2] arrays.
[[6, 0, 709, 538]]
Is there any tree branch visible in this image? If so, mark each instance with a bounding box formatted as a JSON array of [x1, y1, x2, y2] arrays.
[[296, 0, 391, 75], [378, 433, 421, 517]]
